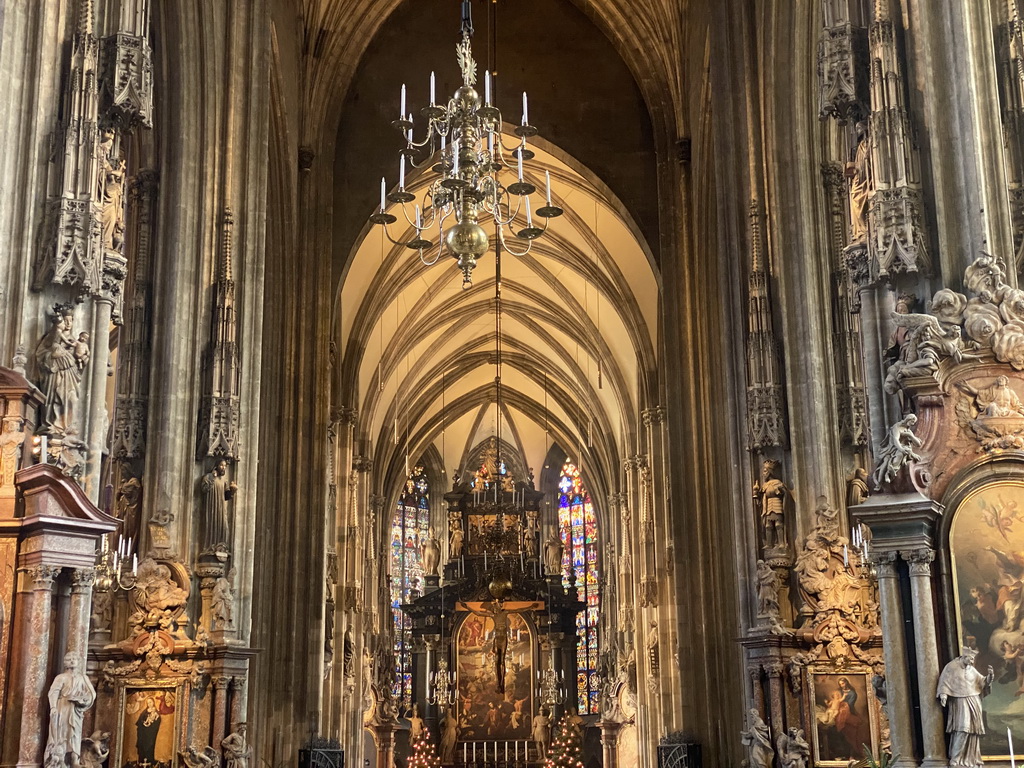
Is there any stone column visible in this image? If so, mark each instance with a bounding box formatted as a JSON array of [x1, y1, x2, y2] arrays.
[[230, 676, 248, 733], [66, 569, 95, 662], [598, 719, 624, 768], [873, 552, 916, 768], [765, 662, 785, 741], [212, 676, 231, 752], [902, 548, 947, 768], [17, 565, 61, 768], [747, 665, 765, 714]]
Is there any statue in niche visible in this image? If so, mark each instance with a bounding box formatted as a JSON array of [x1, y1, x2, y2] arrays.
[[211, 568, 236, 629], [420, 527, 441, 576], [755, 560, 780, 619], [80, 732, 111, 768], [846, 467, 869, 508], [449, 518, 464, 558], [740, 709, 774, 768], [776, 728, 810, 768], [90, 588, 113, 634], [36, 304, 85, 437], [0, 418, 24, 487], [531, 708, 550, 758], [937, 647, 994, 768], [845, 121, 871, 245], [116, 475, 142, 535], [872, 414, 924, 489], [754, 460, 789, 551], [221, 724, 250, 768], [342, 627, 354, 680], [96, 128, 126, 252], [199, 459, 237, 552], [42, 652, 97, 768], [441, 707, 459, 763], [957, 376, 1024, 418], [543, 530, 563, 575]]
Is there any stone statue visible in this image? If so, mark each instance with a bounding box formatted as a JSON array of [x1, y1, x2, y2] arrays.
[[211, 568, 236, 629], [646, 621, 660, 676], [115, 475, 143, 532], [525, 508, 539, 558], [754, 460, 789, 550], [89, 588, 113, 635], [812, 496, 840, 537], [342, 627, 355, 679], [42, 652, 97, 768], [872, 414, 924, 489], [845, 121, 871, 245], [937, 647, 995, 768], [35, 304, 84, 436], [96, 129, 126, 252], [884, 312, 979, 393], [200, 459, 237, 552], [441, 707, 459, 762], [180, 745, 221, 768], [740, 709, 774, 768], [221, 724, 250, 768], [776, 727, 810, 768], [449, 518, 464, 558], [0, 418, 25, 488], [543, 530, 563, 575], [408, 703, 424, 741], [958, 376, 1024, 418], [420, 527, 441, 576], [755, 560, 780, 619], [80, 731, 111, 768], [531, 708, 551, 757], [846, 467, 869, 507]]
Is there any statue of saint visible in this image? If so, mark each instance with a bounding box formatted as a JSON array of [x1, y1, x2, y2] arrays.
[[845, 121, 870, 245], [0, 418, 24, 488], [420, 527, 441, 575], [221, 724, 250, 768], [531, 709, 550, 758], [211, 568, 236, 629], [408, 703, 424, 741], [42, 652, 97, 768], [755, 560, 780, 619], [441, 707, 459, 763], [846, 467, 869, 508], [937, 647, 994, 768], [449, 518, 464, 558], [776, 727, 810, 768], [754, 460, 789, 550], [741, 709, 774, 768], [200, 460, 237, 552], [35, 304, 84, 436], [543, 530, 563, 575], [96, 129, 126, 252]]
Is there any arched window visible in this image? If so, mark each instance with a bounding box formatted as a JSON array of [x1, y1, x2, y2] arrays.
[[390, 464, 430, 710], [558, 462, 600, 714]]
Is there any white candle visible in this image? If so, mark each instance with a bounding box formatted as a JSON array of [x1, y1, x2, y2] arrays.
[[430, 71, 436, 105], [517, 150, 523, 181], [40, 435, 48, 463], [380, 177, 386, 212], [485, 70, 492, 105], [522, 91, 528, 124], [407, 117, 413, 144], [415, 205, 422, 229], [453, 139, 460, 168], [400, 83, 406, 118], [545, 170, 552, 204], [441, 133, 446, 153], [525, 195, 533, 226], [132, 553, 138, 575], [399, 155, 406, 190], [843, 544, 849, 567], [1010, 727, 1016, 768]]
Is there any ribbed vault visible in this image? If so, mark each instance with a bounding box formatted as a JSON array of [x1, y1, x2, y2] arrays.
[[337, 138, 659, 511]]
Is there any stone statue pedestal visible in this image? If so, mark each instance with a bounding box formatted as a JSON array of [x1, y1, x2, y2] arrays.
[[423, 574, 440, 593]]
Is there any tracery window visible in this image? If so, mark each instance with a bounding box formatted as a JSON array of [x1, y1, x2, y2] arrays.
[[390, 464, 430, 710], [558, 462, 600, 714]]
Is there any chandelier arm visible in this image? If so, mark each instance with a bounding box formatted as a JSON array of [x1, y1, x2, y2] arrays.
[[378, 221, 415, 248], [419, 246, 443, 266], [496, 228, 534, 257]]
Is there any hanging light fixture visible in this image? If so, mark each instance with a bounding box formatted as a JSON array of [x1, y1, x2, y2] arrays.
[[369, 0, 563, 288]]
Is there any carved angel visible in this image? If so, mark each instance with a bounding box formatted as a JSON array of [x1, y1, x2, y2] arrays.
[[872, 414, 924, 489]]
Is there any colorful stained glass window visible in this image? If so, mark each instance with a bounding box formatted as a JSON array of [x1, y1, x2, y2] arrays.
[[390, 465, 430, 711], [558, 462, 600, 714]]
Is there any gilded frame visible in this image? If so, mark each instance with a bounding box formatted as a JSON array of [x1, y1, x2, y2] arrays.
[[806, 669, 879, 767], [114, 679, 187, 768]]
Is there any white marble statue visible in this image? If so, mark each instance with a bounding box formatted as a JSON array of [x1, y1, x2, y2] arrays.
[[937, 647, 994, 768], [776, 727, 810, 768], [42, 653, 97, 768], [221, 724, 250, 768], [741, 709, 774, 768], [872, 414, 924, 488], [531, 709, 551, 757]]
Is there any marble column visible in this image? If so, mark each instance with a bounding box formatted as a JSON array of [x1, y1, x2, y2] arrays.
[[212, 676, 231, 752], [66, 569, 95, 663], [765, 662, 785, 741], [902, 548, 947, 768], [17, 565, 61, 768], [230, 676, 248, 733], [873, 552, 916, 768], [598, 719, 624, 768], [747, 665, 765, 714]]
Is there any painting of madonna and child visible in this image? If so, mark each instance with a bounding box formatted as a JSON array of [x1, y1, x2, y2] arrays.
[[118, 687, 178, 768], [811, 673, 877, 765], [456, 609, 534, 741], [952, 480, 1024, 760]]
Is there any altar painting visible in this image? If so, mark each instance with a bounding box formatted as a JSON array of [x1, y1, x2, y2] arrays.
[[951, 481, 1024, 760], [809, 672, 877, 765], [456, 611, 532, 740], [117, 685, 180, 768]]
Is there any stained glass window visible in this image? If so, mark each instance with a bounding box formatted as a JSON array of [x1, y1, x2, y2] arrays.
[[558, 462, 600, 714], [390, 465, 430, 711]]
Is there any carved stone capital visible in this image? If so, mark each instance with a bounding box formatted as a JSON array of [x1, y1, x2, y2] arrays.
[[764, 662, 785, 679], [24, 564, 61, 589], [230, 676, 247, 692], [212, 675, 231, 691], [901, 548, 935, 576], [70, 568, 96, 591], [639, 576, 658, 607], [870, 550, 899, 578], [353, 455, 373, 473], [641, 406, 665, 427], [747, 664, 763, 683]]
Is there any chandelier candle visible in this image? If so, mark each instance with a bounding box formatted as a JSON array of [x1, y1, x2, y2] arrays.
[[368, 1, 563, 287]]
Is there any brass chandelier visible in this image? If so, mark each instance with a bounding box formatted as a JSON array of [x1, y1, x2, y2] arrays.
[[369, 0, 563, 288]]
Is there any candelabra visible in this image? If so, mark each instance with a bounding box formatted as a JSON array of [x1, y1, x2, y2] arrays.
[[427, 657, 459, 708], [535, 668, 565, 707], [369, 1, 563, 288], [94, 534, 138, 592]]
